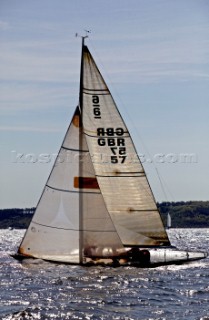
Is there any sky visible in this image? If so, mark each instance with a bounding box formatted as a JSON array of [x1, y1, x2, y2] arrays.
[[1, 0, 209, 208]]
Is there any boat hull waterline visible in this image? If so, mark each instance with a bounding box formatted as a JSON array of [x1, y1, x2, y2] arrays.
[[12, 248, 207, 267]]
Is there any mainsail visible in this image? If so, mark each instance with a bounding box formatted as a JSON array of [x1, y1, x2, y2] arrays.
[[17, 38, 171, 264], [81, 45, 170, 248]]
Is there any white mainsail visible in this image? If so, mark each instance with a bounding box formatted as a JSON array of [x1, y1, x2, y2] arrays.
[[81, 45, 170, 248]]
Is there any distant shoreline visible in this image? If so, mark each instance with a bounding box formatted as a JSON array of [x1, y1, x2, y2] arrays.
[[1, 201, 209, 229]]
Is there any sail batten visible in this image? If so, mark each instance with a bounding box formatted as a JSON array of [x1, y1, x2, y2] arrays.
[[31, 220, 117, 233], [46, 185, 101, 194], [95, 174, 146, 177], [61, 146, 89, 152], [83, 88, 110, 93], [83, 132, 130, 138], [31, 221, 79, 231]]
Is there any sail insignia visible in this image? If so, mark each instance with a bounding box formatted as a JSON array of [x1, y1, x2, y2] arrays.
[[74, 177, 99, 189]]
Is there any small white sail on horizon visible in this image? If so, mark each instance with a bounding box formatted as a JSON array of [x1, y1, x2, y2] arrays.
[[167, 213, 171, 229], [15, 37, 207, 266]]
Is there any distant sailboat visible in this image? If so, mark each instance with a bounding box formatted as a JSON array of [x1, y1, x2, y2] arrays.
[[13, 36, 207, 267], [167, 213, 171, 229]]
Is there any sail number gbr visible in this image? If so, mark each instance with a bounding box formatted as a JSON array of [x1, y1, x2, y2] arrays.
[[97, 127, 127, 164]]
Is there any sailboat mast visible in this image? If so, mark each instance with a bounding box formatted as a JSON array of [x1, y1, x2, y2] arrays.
[[78, 35, 86, 264], [79, 36, 85, 113]]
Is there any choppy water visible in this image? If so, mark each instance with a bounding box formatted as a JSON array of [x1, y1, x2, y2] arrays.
[[1, 229, 209, 320]]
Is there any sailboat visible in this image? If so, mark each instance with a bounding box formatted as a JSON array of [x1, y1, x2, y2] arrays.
[[13, 36, 207, 267], [167, 213, 171, 229]]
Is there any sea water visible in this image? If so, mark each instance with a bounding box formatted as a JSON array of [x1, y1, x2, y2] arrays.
[[1, 228, 209, 320]]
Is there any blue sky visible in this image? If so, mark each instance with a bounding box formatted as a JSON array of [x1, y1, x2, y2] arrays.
[[1, 0, 209, 208]]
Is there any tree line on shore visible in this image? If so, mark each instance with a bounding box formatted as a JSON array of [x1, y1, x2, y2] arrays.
[[0, 201, 209, 229], [158, 201, 209, 228]]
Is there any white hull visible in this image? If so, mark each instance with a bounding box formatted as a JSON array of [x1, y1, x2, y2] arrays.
[[12, 248, 207, 268], [148, 248, 207, 266], [86, 248, 207, 267]]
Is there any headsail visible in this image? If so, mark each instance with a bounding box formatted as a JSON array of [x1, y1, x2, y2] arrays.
[[81, 45, 170, 247], [18, 107, 125, 263], [18, 108, 81, 262]]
